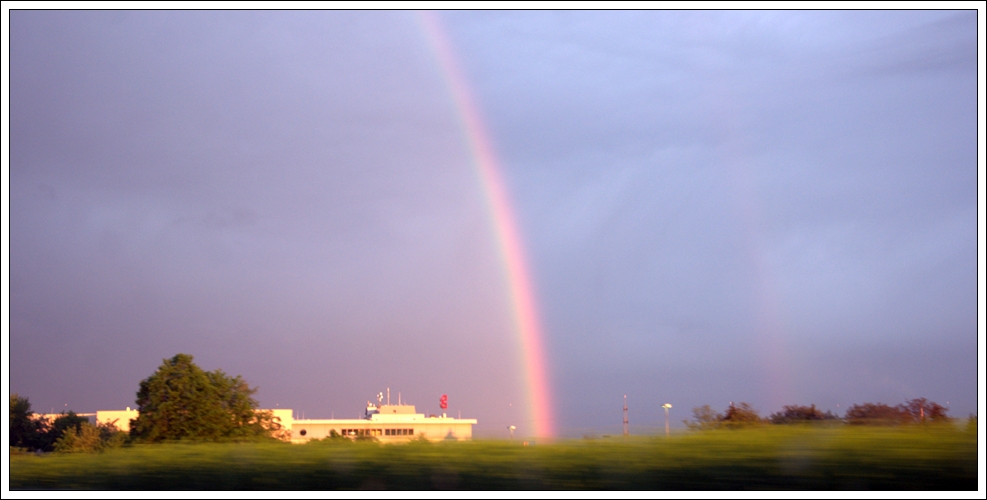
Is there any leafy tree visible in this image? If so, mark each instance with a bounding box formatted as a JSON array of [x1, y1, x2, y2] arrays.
[[901, 398, 949, 423], [9, 395, 104, 452], [769, 404, 838, 424], [844, 399, 949, 425], [720, 402, 763, 427], [130, 353, 281, 442], [843, 402, 909, 424], [9, 394, 45, 450], [38, 412, 93, 451], [685, 402, 762, 429], [685, 405, 723, 430]]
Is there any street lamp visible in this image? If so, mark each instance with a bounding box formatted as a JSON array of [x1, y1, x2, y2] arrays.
[[508, 425, 516, 440], [662, 403, 672, 438]]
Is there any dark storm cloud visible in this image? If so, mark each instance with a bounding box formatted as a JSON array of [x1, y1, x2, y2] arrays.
[[8, 10, 980, 436]]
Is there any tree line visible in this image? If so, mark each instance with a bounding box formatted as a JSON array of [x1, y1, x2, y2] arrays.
[[685, 399, 960, 430], [9, 353, 973, 453], [10, 353, 285, 453], [9, 395, 127, 453]]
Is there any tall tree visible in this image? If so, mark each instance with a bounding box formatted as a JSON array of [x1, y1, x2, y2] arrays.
[[130, 353, 279, 442], [685, 405, 723, 430], [720, 402, 762, 427], [9, 394, 44, 450], [901, 398, 949, 423], [685, 403, 763, 429]]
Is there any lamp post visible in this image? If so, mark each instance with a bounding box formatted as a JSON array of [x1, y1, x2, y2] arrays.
[[662, 403, 672, 438], [508, 425, 516, 440]]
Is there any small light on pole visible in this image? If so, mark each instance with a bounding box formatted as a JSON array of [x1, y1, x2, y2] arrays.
[[508, 425, 516, 440], [662, 403, 672, 438]]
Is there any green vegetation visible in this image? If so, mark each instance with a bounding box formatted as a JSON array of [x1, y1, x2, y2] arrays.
[[9, 394, 127, 453], [131, 354, 281, 442], [9, 360, 976, 489], [53, 421, 129, 453], [9, 394, 45, 450], [769, 404, 839, 424], [9, 425, 976, 490], [685, 399, 948, 429]]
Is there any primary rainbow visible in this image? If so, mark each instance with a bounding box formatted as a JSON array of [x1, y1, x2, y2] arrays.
[[418, 11, 555, 439]]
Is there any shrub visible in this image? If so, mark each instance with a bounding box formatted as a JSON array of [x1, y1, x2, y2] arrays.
[[53, 421, 128, 453], [769, 404, 838, 424], [686, 402, 763, 429], [720, 402, 763, 427], [684, 405, 723, 430], [844, 399, 949, 425]]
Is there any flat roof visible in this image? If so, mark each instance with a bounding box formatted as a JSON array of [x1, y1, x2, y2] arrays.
[[294, 418, 478, 425]]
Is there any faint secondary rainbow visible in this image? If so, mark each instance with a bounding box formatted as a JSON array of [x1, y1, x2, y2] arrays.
[[711, 83, 793, 410], [418, 11, 555, 439]]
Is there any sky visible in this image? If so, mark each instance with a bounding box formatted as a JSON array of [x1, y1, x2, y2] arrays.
[[6, 9, 983, 438]]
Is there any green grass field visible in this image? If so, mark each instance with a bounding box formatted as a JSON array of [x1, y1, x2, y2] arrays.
[[9, 425, 977, 490]]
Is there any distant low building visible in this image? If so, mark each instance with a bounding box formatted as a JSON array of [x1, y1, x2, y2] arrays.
[[35, 412, 96, 425], [285, 402, 477, 444], [76, 401, 476, 443], [34, 408, 139, 433], [96, 408, 138, 432]]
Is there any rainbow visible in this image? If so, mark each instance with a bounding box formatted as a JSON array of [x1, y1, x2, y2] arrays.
[[711, 84, 793, 410], [418, 11, 555, 439]]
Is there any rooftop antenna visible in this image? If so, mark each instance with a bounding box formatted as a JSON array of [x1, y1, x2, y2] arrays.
[[623, 395, 629, 437], [399, 392, 401, 405], [387, 388, 390, 406]]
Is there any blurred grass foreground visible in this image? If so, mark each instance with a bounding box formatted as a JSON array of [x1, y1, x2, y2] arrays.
[[10, 425, 976, 490]]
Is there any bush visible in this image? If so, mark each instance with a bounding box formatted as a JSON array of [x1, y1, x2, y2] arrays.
[[54, 423, 103, 453], [684, 405, 722, 430], [769, 404, 838, 424], [54, 422, 128, 453], [685, 402, 763, 429], [720, 402, 763, 427], [844, 399, 949, 425]]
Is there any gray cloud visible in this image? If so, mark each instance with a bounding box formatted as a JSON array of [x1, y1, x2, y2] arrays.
[[8, 10, 979, 436]]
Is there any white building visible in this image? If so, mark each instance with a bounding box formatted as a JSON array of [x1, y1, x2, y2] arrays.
[[79, 399, 476, 443], [286, 402, 477, 444]]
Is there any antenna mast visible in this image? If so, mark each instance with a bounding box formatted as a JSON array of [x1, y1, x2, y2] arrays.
[[623, 395, 629, 437]]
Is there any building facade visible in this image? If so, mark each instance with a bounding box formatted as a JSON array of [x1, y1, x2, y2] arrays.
[[286, 403, 476, 443], [78, 402, 475, 443]]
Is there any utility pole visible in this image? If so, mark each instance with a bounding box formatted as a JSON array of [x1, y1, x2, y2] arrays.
[[623, 395, 629, 437], [662, 403, 672, 438]]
